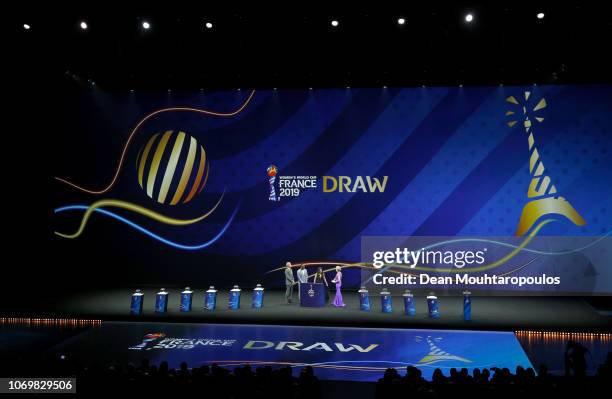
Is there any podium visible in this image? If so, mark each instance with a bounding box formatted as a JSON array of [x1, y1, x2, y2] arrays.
[[130, 289, 144, 315], [299, 283, 326, 307]]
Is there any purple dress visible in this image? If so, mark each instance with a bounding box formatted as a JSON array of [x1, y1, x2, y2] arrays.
[[332, 271, 345, 307]]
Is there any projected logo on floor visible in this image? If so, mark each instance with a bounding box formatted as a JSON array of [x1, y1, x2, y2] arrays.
[[53, 323, 532, 382], [416, 336, 471, 365], [123, 331, 473, 366]]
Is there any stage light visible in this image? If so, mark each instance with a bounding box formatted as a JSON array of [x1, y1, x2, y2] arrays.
[[331, 19, 339, 27], [23, 23, 30, 30], [398, 17, 406, 25], [537, 12, 545, 19], [465, 13, 474, 23], [205, 22, 213, 29], [142, 21, 151, 30], [80, 21, 88, 30]]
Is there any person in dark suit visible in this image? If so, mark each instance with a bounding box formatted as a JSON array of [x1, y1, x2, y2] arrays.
[[284, 262, 295, 304], [313, 266, 329, 302]]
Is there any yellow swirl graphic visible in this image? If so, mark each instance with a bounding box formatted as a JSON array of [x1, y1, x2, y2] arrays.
[[266, 219, 554, 277], [55, 191, 225, 239], [387, 219, 554, 274]]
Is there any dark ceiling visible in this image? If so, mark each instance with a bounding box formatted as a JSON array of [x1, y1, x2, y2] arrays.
[[10, 3, 612, 90]]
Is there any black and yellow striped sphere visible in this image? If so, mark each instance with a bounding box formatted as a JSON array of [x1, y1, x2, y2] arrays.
[[136, 130, 208, 205]]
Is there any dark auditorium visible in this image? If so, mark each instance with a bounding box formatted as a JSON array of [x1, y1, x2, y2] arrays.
[[3, 4, 612, 397]]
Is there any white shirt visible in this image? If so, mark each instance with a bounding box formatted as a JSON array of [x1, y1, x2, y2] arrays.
[[297, 268, 308, 283]]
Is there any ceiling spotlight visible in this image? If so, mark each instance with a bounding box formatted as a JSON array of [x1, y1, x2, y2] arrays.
[[397, 18, 406, 25], [80, 21, 88, 30], [142, 21, 151, 30], [331, 20, 339, 27], [537, 12, 545, 20], [465, 13, 474, 23], [205, 22, 213, 29], [23, 23, 30, 30]]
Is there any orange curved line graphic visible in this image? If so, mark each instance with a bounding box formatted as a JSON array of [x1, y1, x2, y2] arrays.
[[55, 90, 256, 195]]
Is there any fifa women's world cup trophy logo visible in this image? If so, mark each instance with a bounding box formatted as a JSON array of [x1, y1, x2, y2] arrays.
[[267, 165, 279, 201], [506, 91, 586, 236]]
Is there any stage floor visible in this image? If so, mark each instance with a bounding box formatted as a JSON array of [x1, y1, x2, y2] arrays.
[[3, 289, 611, 332], [48, 321, 535, 382]]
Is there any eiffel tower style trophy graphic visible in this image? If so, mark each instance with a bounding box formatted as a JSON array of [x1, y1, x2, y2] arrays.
[[415, 336, 471, 365], [506, 91, 586, 236]]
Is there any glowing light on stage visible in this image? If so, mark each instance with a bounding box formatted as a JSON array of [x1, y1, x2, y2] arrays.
[[80, 21, 88, 30], [0, 317, 102, 327], [537, 12, 545, 20], [331, 20, 339, 27], [142, 21, 151, 30], [515, 330, 612, 340], [397, 18, 406, 25], [465, 13, 474, 23]]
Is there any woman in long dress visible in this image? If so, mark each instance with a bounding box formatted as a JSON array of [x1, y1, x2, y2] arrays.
[[331, 265, 345, 307]]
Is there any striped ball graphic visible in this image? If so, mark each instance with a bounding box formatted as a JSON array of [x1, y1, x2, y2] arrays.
[[136, 130, 208, 205]]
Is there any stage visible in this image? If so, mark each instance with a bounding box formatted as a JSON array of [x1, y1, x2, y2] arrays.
[[47, 321, 536, 382], [3, 288, 610, 332]]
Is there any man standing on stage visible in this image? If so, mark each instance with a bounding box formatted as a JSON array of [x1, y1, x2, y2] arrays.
[[297, 264, 308, 302], [297, 264, 309, 284], [285, 262, 295, 304]]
